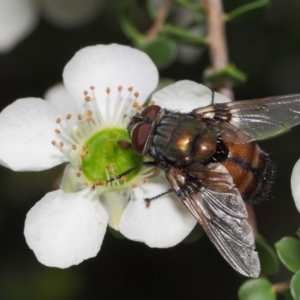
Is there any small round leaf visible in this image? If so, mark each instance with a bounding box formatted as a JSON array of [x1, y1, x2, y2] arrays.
[[275, 237, 300, 273], [136, 37, 176, 69], [256, 235, 279, 276], [203, 64, 247, 87], [291, 270, 300, 299], [238, 278, 276, 300]]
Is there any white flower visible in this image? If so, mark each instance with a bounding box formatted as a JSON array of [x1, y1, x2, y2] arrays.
[[291, 159, 300, 212], [0, 0, 105, 53], [0, 43, 230, 268]]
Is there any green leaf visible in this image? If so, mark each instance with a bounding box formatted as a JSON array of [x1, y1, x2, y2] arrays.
[[135, 37, 177, 69], [275, 237, 300, 273], [296, 227, 300, 240], [282, 290, 293, 300], [162, 24, 207, 47], [256, 235, 279, 276], [174, 0, 205, 13], [238, 278, 276, 300], [291, 270, 300, 299], [225, 0, 270, 23], [203, 64, 247, 87], [182, 224, 205, 244], [119, 4, 144, 43]]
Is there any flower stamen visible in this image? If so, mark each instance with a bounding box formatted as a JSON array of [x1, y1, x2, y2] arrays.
[[52, 84, 145, 191]]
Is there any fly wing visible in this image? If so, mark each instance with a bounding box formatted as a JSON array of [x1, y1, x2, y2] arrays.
[[192, 94, 300, 142], [166, 163, 260, 277]]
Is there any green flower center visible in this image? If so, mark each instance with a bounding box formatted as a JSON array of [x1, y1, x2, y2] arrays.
[[81, 127, 143, 184]]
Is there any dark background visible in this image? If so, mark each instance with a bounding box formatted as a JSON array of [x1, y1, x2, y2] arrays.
[[0, 0, 300, 299]]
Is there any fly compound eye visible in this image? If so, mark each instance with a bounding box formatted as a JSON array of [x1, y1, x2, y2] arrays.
[[131, 123, 152, 154], [140, 105, 161, 120]]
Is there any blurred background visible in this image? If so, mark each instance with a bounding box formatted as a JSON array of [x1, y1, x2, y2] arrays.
[[0, 0, 300, 299]]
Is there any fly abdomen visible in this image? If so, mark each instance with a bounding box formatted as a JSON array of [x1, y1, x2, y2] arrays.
[[222, 141, 274, 203]]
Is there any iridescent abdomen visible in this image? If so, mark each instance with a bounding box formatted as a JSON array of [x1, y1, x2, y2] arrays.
[[221, 139, 274, 203]]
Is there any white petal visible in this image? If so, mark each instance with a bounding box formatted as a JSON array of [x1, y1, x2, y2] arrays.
[[44, 82, 79, 125], [152, 80, 231, 112], [101, 190, 130, 230], [24, 189, 109, 268], [119, 173, 197, 247], [291, 159, 300, 212], [63, 44, 159, 120], [0, 0, 39, 53], [0, 98, 66, 171], [41, 0, 105, 29], [60, 164, 82, 193]]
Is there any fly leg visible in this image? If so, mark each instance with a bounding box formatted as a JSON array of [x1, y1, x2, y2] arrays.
[[105, 161, 157, 184], [144, 189, 173, 208]]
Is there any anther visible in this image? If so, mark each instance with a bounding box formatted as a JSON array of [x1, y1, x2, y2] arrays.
[[134, 92, 139, 98], [66, 114, 72, 119], [87, 110, 92, 116], [79, 154, 85, 159], [149, 100, 156, 106], [51, 140, 56, 146], [55, 129, 61, 134], [78, 165, 82, 170], [133, 102, 139, 108], [84, 91, 88, 96], [56, 118, 61, 123], [76, 172, 81, 177], [72, 144, 77, 150], [90, 86, 95, 90], [83, 182, 88, 187], [143, 178, 149, 184], [121, 175, 126, 181], [86, 116, 93, 122], [152, 168, 158, 174], [131, 183, 137, 188], [118, 86, 123, 92], [106, 87, 111, 94], [59, 142, 64, 147], [128, 87, 133, 92], [78, 114, 83, 120], [85, 96, 91, 102]]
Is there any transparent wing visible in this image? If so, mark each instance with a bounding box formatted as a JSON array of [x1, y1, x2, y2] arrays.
[[166, 163, 260, 277], [192, 94, 300, 141]]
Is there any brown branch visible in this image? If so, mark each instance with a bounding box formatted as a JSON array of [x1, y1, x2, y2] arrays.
[[272, 279, 291, 294], [204, 0, 257, 233], [203, 0, 234, 100], [145, 0, 172, 42]]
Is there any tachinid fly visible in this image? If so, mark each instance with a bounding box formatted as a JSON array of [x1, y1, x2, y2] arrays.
[[117, 89, 300, 277]]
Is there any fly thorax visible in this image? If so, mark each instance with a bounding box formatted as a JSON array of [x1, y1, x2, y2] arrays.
[[153, 114, 208, 166], [192, 128, 217, 163]]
